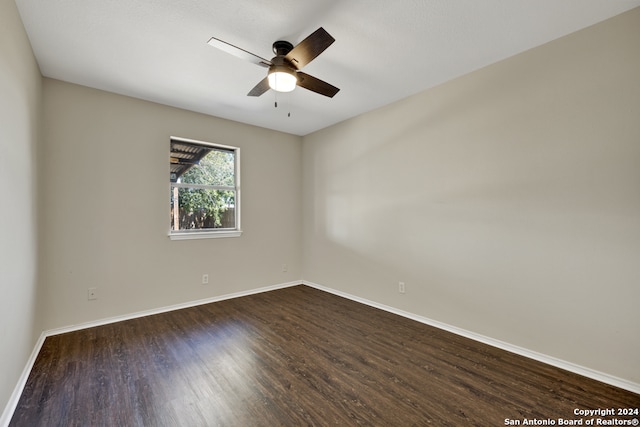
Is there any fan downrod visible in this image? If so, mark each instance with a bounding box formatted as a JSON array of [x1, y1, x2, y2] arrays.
[[272, 40, 293, 56]]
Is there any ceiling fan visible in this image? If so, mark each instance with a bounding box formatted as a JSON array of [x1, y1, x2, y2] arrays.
[[207, 27, 340, 98]]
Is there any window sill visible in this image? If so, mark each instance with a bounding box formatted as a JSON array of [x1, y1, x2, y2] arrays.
[[169, 230, 242, 240]]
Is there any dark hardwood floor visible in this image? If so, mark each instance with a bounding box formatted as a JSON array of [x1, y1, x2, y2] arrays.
[[10, 285, 640, 426]]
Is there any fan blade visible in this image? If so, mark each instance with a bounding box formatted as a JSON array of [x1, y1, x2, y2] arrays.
[[207, 37, 271, 68], [285, 27, 335, 69], [296, 72, 340, 98], [247, 77, 270, 97]]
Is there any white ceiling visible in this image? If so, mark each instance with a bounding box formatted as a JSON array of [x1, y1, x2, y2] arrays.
[[15, 0, 640, 136]]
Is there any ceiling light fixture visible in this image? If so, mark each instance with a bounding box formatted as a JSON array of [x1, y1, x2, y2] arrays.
[[268, 65, 297, 92]]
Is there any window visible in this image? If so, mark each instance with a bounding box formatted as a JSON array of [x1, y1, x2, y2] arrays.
[[169, 137, 241, 240]]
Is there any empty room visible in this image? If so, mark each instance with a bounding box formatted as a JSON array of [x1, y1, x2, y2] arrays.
[[2, 1, 639, 425]]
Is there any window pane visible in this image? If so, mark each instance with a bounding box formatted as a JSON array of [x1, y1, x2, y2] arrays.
[[171, 187, 235, 230], [171, 141, 235, 187]]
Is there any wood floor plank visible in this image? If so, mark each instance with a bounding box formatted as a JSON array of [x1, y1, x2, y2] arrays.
[[10, 285, 640, 426]]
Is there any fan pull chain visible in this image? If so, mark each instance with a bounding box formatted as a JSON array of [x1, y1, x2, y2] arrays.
[[273, 92, 291, 117]]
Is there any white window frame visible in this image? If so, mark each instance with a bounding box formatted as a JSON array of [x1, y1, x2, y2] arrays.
[[169, 136, 241, 240]]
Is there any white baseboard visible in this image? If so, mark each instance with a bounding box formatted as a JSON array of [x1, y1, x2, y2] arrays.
[[302, 280, 640, 395], [45, 281, 301, 336], [0, 332, 46, 427]]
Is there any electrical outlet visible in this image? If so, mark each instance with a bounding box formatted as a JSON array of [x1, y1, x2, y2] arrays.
[[202, 274, 209, 284], [88, 287, 97, 300], [282, 264, 288, 273], [398, 282, 405, 294]]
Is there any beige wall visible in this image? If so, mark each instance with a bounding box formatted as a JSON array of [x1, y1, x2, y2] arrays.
[[302, 9, 640, 383], [39, 79, 303, 329], [0, 0, 43, 420]]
